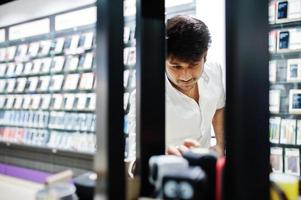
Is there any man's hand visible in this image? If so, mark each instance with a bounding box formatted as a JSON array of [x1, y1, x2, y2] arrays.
[[166, 139, 200, 156], [209, 144, 224, 157]]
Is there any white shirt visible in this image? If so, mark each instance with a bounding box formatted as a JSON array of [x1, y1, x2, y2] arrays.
[[127, 62, 225, 160]]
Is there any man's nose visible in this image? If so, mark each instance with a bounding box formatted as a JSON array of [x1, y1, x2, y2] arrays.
[[179, 69, 192, 81]]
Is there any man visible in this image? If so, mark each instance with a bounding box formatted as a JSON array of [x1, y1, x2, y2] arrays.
[[128, 15, 225, 160]]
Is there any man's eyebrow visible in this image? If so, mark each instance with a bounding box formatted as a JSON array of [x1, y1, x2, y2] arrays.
[[169, 62, 181, 65]]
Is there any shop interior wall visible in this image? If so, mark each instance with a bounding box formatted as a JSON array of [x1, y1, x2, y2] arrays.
[[0, 0, 96, 27]]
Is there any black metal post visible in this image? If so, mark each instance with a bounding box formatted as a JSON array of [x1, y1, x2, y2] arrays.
[[225, 0, 270, 200], [94, 0, 125, 199], [136, 0, 165, 197]]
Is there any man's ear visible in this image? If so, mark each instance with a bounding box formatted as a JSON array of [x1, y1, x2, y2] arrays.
[[203, 51, 208, 63]]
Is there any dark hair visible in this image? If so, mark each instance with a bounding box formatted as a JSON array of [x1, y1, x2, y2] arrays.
[[166, 15, 211, 62]]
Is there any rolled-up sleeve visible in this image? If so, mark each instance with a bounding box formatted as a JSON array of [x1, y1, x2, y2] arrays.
[[216, 64, 225, 109]]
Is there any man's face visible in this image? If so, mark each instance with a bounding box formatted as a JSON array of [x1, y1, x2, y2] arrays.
[[165, 53, 206, 93]]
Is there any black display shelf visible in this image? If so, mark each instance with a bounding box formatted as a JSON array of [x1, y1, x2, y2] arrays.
[[0, 47, 95, 64], [0, 68, 95, 80], [0, 125, 95, 133], [271, 51, 301, 59], [271, 143, 301, 148], [124, 63, 136, 70], [0, 124, 48, 129], [270, 113, 301, 118], [270, 20, 301, 30], [0, 89, 95, 95], [0, 141, 94, 158], [0, 108, 95, 113], [49, 127, 95, 133], [270, 81, 301, 85]]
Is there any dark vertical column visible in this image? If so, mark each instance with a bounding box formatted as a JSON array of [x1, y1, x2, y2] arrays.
[[136, 0, 165, 197], [94, 0, 125, 199], [225, 0, 270, 200]]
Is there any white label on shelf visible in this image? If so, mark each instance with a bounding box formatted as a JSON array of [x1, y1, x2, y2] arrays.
[[64, 74, 80, 90], [6, 79, 16, 93], [16, 44, 29, 58], [39, 40, 52, 56], [124, 92, 129, 110], [69, 35, 80, 50], [124, 70, 130, 87], [52, 94, 63, 110], [28, 77, 39, 92], [83, 53, 93, 69], [89, 93, 96, 110], [55, 7, 96, 31], [15, 63, 24, 76], [287, 58, 301, 82], [77, 94, 87, 110], [269, 90, 281, 113], [14, 95, 23, 109], [0, 64, 6, 77], [270, 147, 283, 173], [9, 18, 50, 40], [270, 117, 281, 144], [269, 60, 277, 82], [64, 94, 75, 110], [269, 31, 277, 53], [22, 95, 31, 109], [16, 78, 27, 93], [39, 76, 51, 92], [296, 120, 301, 145], [285, 148, 300, 176], [32, 59, 42, 74], [23, 62, 33, 75], [124, 0, 136, 17], [280, 119, 296, 144], [269, 1, 276, 24], [31, 95, 41, 110], [79, 72, 94, 90], [288, 0, 301, 19], [5, 95, 14, 109], [7, 46, 16, 60], [41, 95, 51, 110], [289, 28, 301, 50], [0, 29, 5, 43], [28, 42, 40, 57], [83, 32, 94, 50], [51, 56, 65, 72], [65, 56, 79, 71], [49, 75, 64, 91], [0, 80, 6, 92], [0, 48, 6, 61], [40, 58, 52, 73], [289, 89, 301, 113], [0, 95, 5, 108]]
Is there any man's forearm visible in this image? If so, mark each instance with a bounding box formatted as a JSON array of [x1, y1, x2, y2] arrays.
[[212, 108, 225, 149]]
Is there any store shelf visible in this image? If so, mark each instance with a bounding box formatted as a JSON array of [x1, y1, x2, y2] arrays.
[[270, 81, 301, 85], [49, 127, 95, 133], [0, 108, 95, 113], [0, 125, 95, 132], [271, 51, 301, 59], [0, 89, 95, 95], [271, 143, 301, 148], [0, 48, 95, 65], [270, 20, 301, 30], [0, 141, 94, 159], [270, 113, 301, 118], [0, 124, 47, 129]]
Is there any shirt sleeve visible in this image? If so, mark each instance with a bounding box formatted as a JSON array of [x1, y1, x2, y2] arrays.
[[216, 63, 226, 109], [127, 90, 136, 161]]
